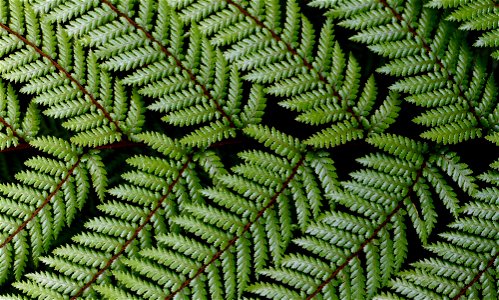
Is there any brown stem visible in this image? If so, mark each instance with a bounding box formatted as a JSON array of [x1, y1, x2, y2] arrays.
[[209, 137, 247, 148], [0, 142, 32, 153], [0, 155, 82, 249], [0, 21, 123, 135], [70, 158, 192, 299], [165, 156, 306, 299], [0, 135, 143, 155], [100, 0, 235, 128], [94, 140, 145, 150], [452, 252, 499, 299]]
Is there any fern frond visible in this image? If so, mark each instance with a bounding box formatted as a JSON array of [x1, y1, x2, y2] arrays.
[[14, 127, 339, 299], [319, 0, 499, 144], [37, 0, 269, 148], [245, 135, 481, 299], [242, 124, 304, 161], [172, 0, 402, 147], [427, 0, 499, 59], [0, 0, 144, 147], [10, 149, 205, 298], [378, 159, 499, 299], [37, 0, 404, 149], [368, 134, 477, 215], [487, 131, 499, 146], [0, 136, 98, 284]]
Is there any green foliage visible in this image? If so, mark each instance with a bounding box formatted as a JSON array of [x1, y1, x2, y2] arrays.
[[0, 0, 496, 299], [427, 0, 499, 59], [321, 0, 499, 145], [377, 160, 499, 299]]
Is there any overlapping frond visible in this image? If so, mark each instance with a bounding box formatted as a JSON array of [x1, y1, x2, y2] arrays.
[[11, 126, 339, 299], [28, 0, 269, 148], [172, 0, 401, 147], [0, 0, 496, 298], [9, 135, 220, 298], [32, 0, 403, 149], [13, 129, 482, 299], [315, 0, 499, 145], [244, 133, 478, 299]]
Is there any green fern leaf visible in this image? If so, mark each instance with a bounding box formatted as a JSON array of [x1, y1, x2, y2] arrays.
[[381, 159, 499, 299], [325, 0, 499, 144], [0, 136, 97, 283]]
